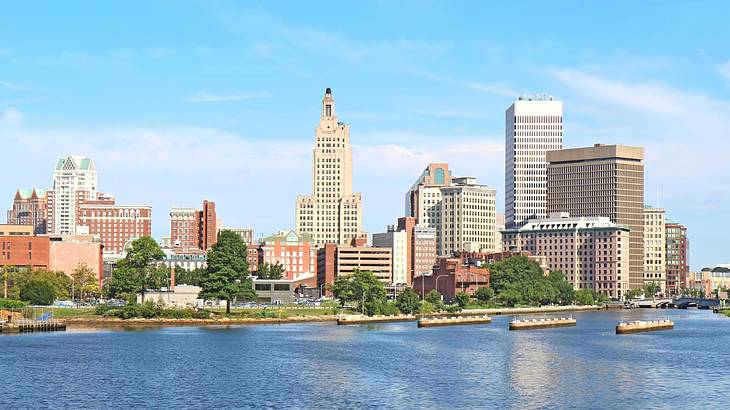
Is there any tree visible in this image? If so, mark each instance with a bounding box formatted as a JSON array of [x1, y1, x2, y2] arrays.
[[474, 286, 494, 304], [454, 291, 470, 308], [20, 279, 56, 305], [489, 256, 575, 307], [425, 289, 442, 305], [256, 262, 284, 280], [329, 270, 386, 316], [174, 267, 204, 286], [108, 236, 165, 303], [644, 281, 661, 300], [71, 262, 98, 301], [198, 230, 256, 314], [574, 289, 595, 305], [396, 287, 421, 314]]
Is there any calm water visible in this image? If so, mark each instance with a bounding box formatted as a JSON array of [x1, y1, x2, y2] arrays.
[[1, 309, 728, 409]]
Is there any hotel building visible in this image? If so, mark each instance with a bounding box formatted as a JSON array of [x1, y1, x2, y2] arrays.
[[502, 213, 630, 298], [296, 88, 363, 245], [260, 230, 317, 284], [78, 194, 152, 253]]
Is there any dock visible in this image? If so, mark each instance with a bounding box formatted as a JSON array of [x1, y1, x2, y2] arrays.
[[418, 315, 492, 328], [336, 314, 416, 325], [615, 319, 673, 334], [509, 317, 576, 330], [1, 319, 67, 333]]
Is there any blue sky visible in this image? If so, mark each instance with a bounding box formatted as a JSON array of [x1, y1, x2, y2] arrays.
[[2, 1, 729, 269]]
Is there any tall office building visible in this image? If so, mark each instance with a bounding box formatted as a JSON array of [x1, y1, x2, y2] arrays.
[[296, 88, 363, 246], [7, 188, 48, 234], [440, 177, 497, 255], [406, 164, 496, 255], [405, 163, 451, 254], [643, 206, 666, 294], [47, 156, 98, 235], [505, 95, 563, 228], [546, 144, 645, 290], [666, 221, 689, 295]]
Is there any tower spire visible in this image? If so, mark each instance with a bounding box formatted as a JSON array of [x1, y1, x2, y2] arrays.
[[322, 87, 335, 118]]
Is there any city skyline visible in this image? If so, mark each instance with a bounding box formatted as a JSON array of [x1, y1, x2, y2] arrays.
[[2, 2, 729, 270]]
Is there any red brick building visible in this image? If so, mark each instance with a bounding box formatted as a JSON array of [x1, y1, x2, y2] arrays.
[[7, 188, 48, 234], [77, 194, 152, 253], [170, 200, 217, 251], [260, 230, 316, 285], [412, 257, 490, 303]]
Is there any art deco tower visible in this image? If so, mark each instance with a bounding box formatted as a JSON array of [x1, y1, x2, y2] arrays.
[[296, 88, 363, 245]]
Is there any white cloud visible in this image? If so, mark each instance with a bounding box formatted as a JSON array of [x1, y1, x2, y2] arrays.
[[0, 80, 24, 90], [186, 92, 271, 103], [1, 122, 504, 241], [0, 107, 23, 125]]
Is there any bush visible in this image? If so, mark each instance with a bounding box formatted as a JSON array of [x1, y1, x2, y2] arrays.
[[375, 301, 399, 316], [420, 301, 436, 314], [444, 304, 462, 313], [94, 304, 114, 315], [474, 287, 494, 304], [0, 298, 28, 308], [454, 292, 470, 308], [20, 280, 56, 305]]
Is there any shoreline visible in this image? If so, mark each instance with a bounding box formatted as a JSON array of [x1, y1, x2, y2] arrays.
[[63, 305, 611, 328]]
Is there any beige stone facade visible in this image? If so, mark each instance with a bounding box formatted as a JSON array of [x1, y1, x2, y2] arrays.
[[502, 213, 631, 298], [296, 88, 363, 245], [336, 245, 392, 284], [643, 207, 666, 294], [546, 144, 644, 290]]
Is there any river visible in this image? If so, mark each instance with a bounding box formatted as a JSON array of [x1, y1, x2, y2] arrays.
[[1, 309, 728, 409]]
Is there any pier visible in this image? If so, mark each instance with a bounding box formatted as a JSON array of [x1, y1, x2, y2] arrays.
[[509, 317, 576, 330], [336, 315, 416, 325], [615, 320, 673, 334], [1, 319, 67, 333], [418, 315, 492, 328]]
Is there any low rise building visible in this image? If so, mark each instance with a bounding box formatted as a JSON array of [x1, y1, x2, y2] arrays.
[[412, 257, 490, 303], [161, 247, 207, 271], [260, 230, 316, 283], [48, 235, 104, 287], [252, 278, 298, 304], [502, 213, 630, 299], [0, 224, 50, 270], [317, 239, 392, 291]]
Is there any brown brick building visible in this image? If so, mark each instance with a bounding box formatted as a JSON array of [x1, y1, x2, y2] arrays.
[[77, 194, 152, 253], [7, 188, 48, 234], [170, 200, 217, 251], [412, 257, 490, 303]]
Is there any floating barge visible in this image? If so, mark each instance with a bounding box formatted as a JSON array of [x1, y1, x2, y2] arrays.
[[336, 315, 416, 325], [615, 319, 673, 334], [0, 319, 67, 333], [418, 315, 492, 328], [509, 317, 576, 330]]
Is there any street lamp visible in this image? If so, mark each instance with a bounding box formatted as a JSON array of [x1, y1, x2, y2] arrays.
[[435, 275, 449, 301], [70, 276, 75, 308]]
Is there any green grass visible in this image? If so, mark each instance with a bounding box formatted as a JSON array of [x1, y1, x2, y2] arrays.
[[48, 308, 97, 319]]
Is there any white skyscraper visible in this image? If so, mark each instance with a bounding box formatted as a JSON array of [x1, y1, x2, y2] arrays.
[[296, 88, 363, 245], [505, 94, 563, 228], [47, 155, 98, 235]]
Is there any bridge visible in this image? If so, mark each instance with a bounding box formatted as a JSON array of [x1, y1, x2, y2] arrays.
[[630, 298, 721, 309]]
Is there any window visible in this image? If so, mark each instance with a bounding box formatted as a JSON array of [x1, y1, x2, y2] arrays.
[[255, 284, 271, 291], [274, 284, 290, 291]]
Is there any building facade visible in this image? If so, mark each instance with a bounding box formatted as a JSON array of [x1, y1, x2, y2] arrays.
[[665, 221, 689, 295], [441, 177, 497, 255], [47, 156, 98, 235], [643, 207, 666, 294], [546, 144, 645, 290], [228, 228, 254, 245], [505, 95, 563, 228], [48, 235, 104, 287], [502, 213, 631, 298], [161, 247, 207, 271], [295, 88, 363, 246], [317, 240, 392, 287], [412, 224, 437, 280], [412, 257, 490, 303], [260, 230, 317, 282], [406, 165, 496, 256], [169, 200, 217, 251], [372, 227, 408, 285], [77, 195, 152, 253], [7, 188, 48, 234]]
